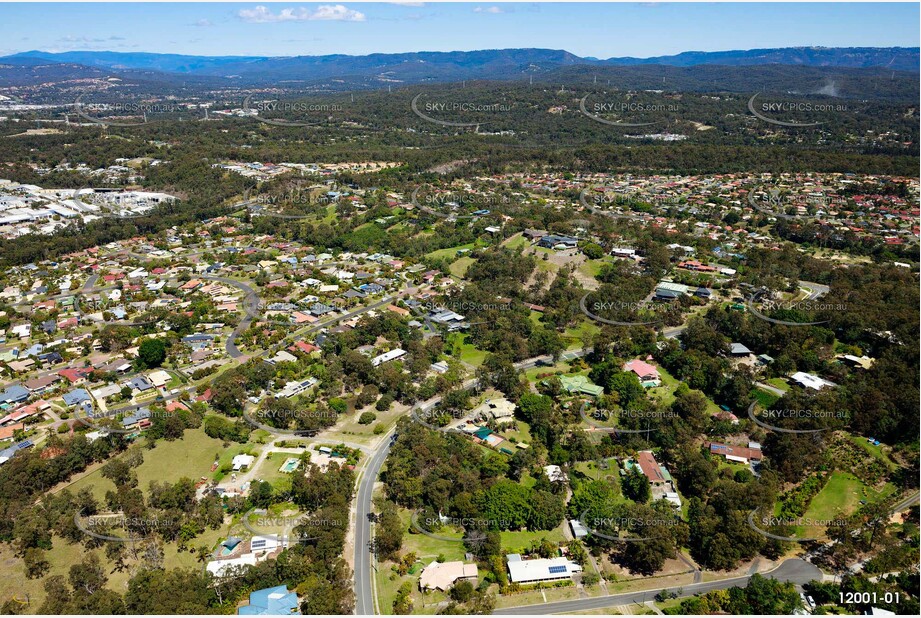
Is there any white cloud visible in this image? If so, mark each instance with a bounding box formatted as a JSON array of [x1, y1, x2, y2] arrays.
[[238, 5, 366, 23], [474, 6, 506, 14], [194, 19, 214, 27]]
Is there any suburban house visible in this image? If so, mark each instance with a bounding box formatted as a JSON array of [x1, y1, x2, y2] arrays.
[[537, 234, 578, 250], [707, 441, 763, 464], [418, 561, 479, 592], [505, 554, 582, 584], [208, 536, 289, 579], [558, 374, 604, 397], [791, 371, 837, 391], [473, 397, 516, 422], [635, 450, 668, 485], [370, 348, 406, 367], [237, 585, 300, 616], [730, 343, 752, 357], [623, 359, 661, 387], [631, 451, 682, 507]]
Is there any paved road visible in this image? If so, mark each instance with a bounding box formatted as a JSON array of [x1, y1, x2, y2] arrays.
[[196, 274, 259, 359], [662, 324, 687, 339], [798, 281, 830, 300], [493, 559, 823, 615], [354, 431, 394, 616], [755, 381, 787, 397]]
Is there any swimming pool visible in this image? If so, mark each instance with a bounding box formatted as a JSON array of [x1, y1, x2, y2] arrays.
[[279, 458, 300, 473]]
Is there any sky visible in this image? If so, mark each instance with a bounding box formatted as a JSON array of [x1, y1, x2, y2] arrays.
[[0, 2, 918, 59]]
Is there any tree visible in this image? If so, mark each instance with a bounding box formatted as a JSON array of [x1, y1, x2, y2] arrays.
[[69, 553, 108, 596], [450, 580, 474, 603], [358, 411, 377, 425], [527, 490, 566, 531], [136, 338, 167, 369], [582, 243, 604, 259], [606, 371, 646, 410], [23, 547, 50, 579], [374, 499, 404, 561], [622, 467, 651, 503]]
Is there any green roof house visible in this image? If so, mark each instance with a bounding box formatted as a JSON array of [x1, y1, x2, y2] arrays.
[[558, 374, 604, 397]]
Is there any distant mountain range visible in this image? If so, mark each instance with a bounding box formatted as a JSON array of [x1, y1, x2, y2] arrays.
[[1, 46, 917, 91]]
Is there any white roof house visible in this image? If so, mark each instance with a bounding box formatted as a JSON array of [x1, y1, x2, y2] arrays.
[[147, 369, 171, 388], [206, 553, 258, 577], [791, 371, 837, 391], [232, 454, 255, 471], [543, 464, 568, 483], [505, 555, 582, 584], [371, 348, 406, 367]]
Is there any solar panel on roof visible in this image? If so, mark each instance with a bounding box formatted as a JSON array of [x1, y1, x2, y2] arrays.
[[548, 565, 567, 574], [251, 539, 267, 549]]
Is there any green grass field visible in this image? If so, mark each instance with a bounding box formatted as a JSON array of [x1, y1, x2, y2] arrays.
[[500, 525, 567, 554], [424, 243, 475, 261], [647, 365, 722, 415], [562, 319, 601, 350], [448, 256, 476, 278], [799, 471, 897, 537], [398, 508, 468, 562], [501, 233, 529, 250], [252, 452, 298, 492], [578, 258, 614, 279], [751, 388, 780, 408], [846, 435, 897, 471], [61, 428, 262, 500], [446, 333, 488, 366], [765, 378, 790, 392]]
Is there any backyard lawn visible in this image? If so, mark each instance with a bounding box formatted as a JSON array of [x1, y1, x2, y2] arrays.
[[446, 333, 488, 366], [804, 471, 897, 526], [448, 256, 475, 278], [61, 427, 264, 500], [424, 243, 476, 261]]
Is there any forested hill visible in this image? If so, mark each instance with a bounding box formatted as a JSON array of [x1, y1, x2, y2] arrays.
[[2, 46, 917, 89]]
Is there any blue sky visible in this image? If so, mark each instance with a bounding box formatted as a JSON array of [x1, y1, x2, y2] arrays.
[[0, 2, 917, 59]]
